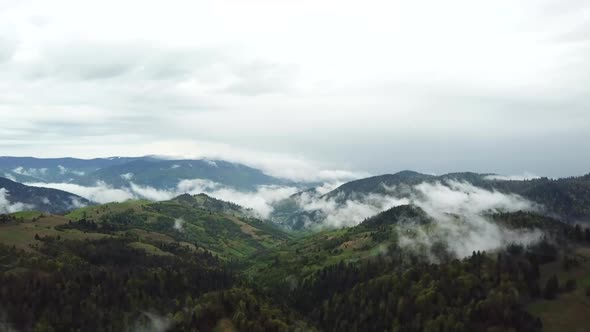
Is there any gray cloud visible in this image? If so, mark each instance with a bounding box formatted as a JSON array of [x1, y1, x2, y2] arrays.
[[0, 1, 589, 178]]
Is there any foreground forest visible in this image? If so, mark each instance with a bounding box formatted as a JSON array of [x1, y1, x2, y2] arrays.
[[1, 194, 590, 331]]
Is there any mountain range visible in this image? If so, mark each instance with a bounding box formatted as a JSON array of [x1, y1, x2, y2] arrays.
[[272, 170, 590, 229], [1, 158, 589, 331], [0, 156, 288, 190]]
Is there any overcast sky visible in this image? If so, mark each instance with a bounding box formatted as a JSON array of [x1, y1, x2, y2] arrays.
[[0, 0, 589, 180]]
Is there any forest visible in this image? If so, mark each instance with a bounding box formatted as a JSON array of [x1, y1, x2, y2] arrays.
[[0, 197, 589, 331]]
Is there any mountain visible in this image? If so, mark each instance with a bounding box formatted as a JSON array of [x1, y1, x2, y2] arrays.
[[0, 177, 90, 213], [272, 171, 590, 229], [80, 158, 286, 190], [0, 156, 290, 192], [0, 156, 141, 183]]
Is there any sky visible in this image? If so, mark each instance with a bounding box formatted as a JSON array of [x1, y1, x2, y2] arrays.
[[0, 0, 589, 180]]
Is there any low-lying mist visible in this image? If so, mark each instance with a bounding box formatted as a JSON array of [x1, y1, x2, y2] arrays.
[[284, 180, 544, 258], [0, 188, 33, 214], [23, 178, 546, 258]]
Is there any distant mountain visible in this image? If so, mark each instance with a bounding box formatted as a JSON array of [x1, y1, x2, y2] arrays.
[[81, 158, 286, 190], [0, 177, 90, 213], [272, 171, 590, 229], [0, 156, 290, 191], [0, 156, 140, 183], [321, 171, 499, 201]]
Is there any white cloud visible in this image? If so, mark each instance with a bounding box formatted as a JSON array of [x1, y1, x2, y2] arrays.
[[25, 178, 298, 218], [3, 173, 16, 181], [286, 180, 544, 258], [120, 172, 134, 180], [1, 1, 588, 177], [25, 181, 135, 204], [203, 159, 217, 167], [173, 218, 184, 232], [0, 188, 34, 213], [484, 172, 541, 181], [176, 179, 299, 218], [404, 181, 542, 258], [129, 182, 175, 202], [12, 167, 48, 179]]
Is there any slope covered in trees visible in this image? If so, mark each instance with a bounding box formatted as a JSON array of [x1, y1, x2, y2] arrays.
[[1, 198, 590, 331]]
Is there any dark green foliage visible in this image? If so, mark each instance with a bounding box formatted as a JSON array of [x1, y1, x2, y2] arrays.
[[544, 275, 559, 300], [175, 288, 317, 332], [0, 201, 585, 331], [564, 279, 577, 292], [0, 239, 232, 331], [288, 250, 544, 332]]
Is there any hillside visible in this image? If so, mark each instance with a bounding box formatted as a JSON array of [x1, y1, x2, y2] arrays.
[[1, 197, 590, 331], [245, 209, 590, 331], [63, 194, 290, 259], [0, 177, 90, 214]]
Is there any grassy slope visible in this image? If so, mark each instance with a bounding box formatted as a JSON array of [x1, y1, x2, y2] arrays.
[[0, 214, 110, 251], [64, 196, 291, 260]]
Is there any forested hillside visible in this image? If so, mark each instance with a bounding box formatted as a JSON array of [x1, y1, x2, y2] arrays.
[[1, 200, 589, 331]]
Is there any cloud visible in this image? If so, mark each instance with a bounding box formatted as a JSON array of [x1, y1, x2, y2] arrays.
[[202, 184, 298, 218], [404, 181, 542, 258], [26, 178, 298, 218], [484, 172, 541, 181], [128, 182, 175, 202], [3, 173, 16, 181], [12, 167, 48, 179], [0, 188, 34, 213], [284, 180, 544, 258], [293, 191, 410, 228], [120, 172, 134, 180], [147, 145, 368, 182], [2, 2, 589, 178], [203, 159, 217, 167], [132, 311, 173, 332], [173, 218, 184, 232], [25, 181, 135, 204]]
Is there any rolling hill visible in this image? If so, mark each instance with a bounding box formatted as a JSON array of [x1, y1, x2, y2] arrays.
[[63, 193, 290, 259]]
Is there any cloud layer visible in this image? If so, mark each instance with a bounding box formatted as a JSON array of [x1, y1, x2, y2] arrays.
[[26, 179, 298, 219], [1, 1, 589, 177]]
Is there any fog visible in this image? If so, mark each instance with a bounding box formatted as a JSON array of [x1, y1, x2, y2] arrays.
[[26, 179, 298, 218], [0, 188, 33, 213], [284, 180, 544, 258]]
